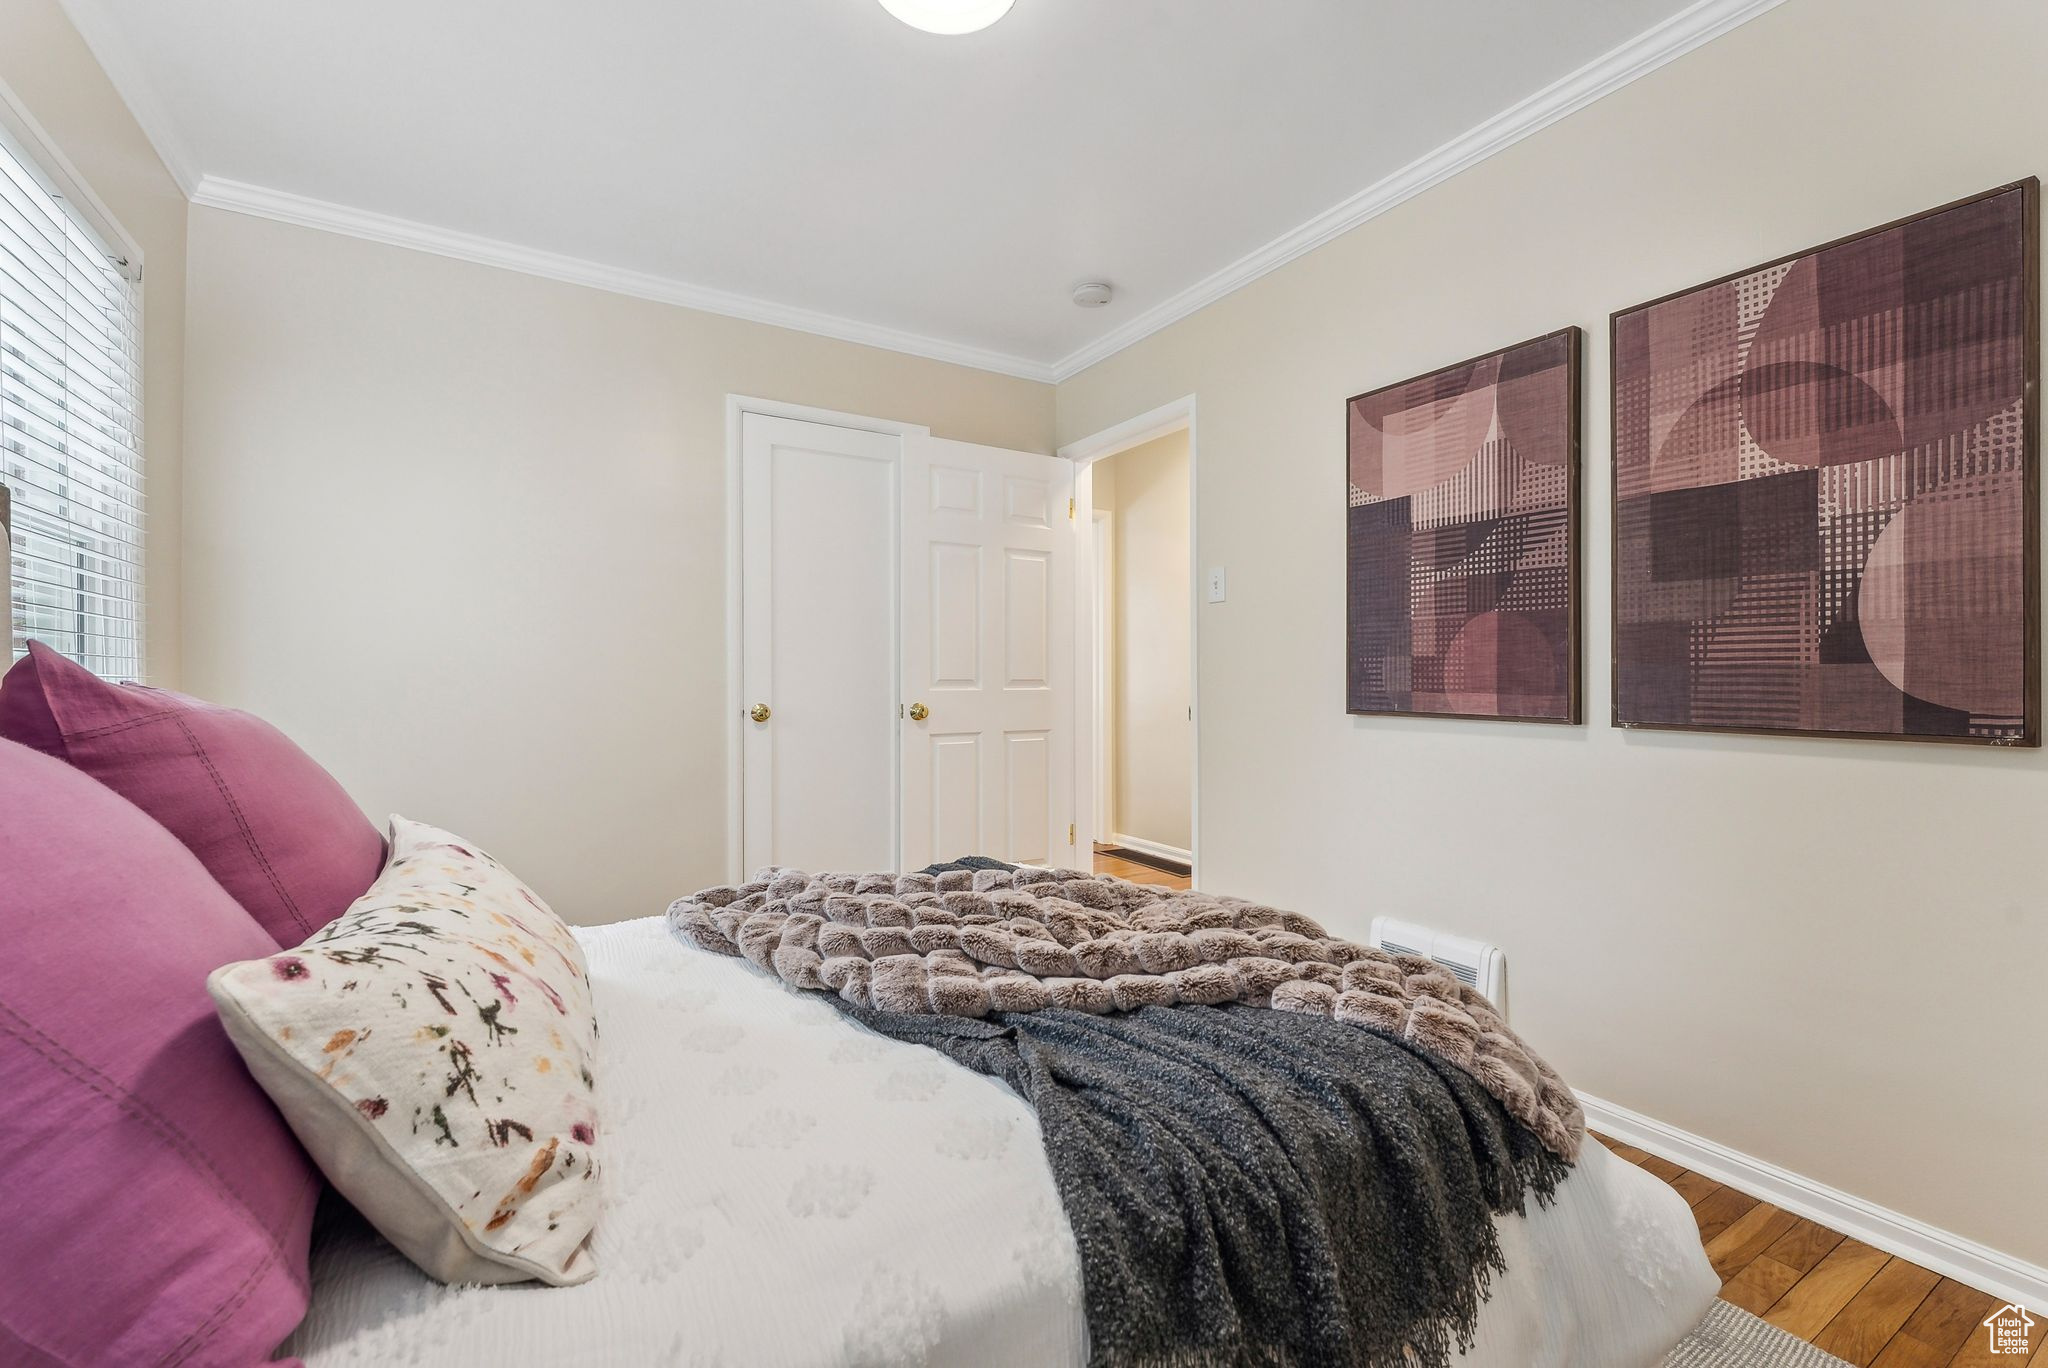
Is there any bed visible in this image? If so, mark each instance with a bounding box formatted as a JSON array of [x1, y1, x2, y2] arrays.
[[285, 914, 1720, 1368]]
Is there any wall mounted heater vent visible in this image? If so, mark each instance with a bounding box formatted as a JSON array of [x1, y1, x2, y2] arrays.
[[1369, 918, 1508, 1020]]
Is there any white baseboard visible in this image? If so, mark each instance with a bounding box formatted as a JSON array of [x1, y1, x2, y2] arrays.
[[1578, 1092, 2048, 1313], [1105, 833, 1193, 866]]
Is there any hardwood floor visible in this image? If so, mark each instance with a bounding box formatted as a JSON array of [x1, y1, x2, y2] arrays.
[[1088, 852, 2033, 1365], [1092, 848, 1191, 889], [1590, 1133, 2043, 1366]]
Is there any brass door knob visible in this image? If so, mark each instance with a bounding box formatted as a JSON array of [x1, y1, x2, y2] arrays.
[[907, 702, 930, 721], [749, 702, 772, 723]]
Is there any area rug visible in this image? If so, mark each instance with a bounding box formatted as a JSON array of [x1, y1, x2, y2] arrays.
[[1663, 1300, 1855, 1367]]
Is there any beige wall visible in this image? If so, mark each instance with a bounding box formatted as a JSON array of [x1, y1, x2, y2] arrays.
[[1098, 430, 1191, 851], [1058, 0, 2048, 1266], [182, 205, 1053, 926], [1, 0, 186, 686]]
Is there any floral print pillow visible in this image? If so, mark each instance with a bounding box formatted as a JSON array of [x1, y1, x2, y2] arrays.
[[209, 817, 603, 1286]]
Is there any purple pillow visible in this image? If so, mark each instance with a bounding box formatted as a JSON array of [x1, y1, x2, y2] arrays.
[[0, 642, 385, 946], [0, 736, 319, 1365]]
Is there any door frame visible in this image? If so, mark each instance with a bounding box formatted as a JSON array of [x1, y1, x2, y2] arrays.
[[1059, 395, 1200, 885], [1090, 508, 1114, 838], [724, 396, 931, 882]]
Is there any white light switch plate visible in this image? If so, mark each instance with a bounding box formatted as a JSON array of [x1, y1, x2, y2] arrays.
[[1207, 567, 1227, 603]]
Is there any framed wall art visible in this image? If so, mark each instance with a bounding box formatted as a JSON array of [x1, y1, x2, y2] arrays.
[[1611, 180, 2039, 745], [1346, 327, 1581, 723]]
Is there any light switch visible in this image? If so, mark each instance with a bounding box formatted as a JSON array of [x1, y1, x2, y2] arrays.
[[1207, 567, 1227, 603]]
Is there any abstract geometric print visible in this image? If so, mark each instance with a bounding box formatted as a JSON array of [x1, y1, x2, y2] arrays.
[[1347, 329, 1580, 721], [1612, 182, 2038, 744]]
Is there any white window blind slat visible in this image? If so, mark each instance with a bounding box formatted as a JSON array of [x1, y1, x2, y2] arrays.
[[13, 534, 143, 578], [0, 277, 138, 372], [4, 398, 144, 478], [0, 261, 141, 391], [0, 455, 145, 524], [1, 361, 140, 441], [0, 197, 66, 273], [3, 352, 140, 438], [0, 235, 138, 340], [11, 532, 137, 578], [0, 120, 142, 681]]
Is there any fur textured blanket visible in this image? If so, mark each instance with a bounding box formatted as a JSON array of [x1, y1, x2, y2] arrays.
[[666, 865, 1582, 1160]]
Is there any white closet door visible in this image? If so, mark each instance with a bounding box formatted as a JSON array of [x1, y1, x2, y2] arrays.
[[740, 414, 900, 874], [899, 435, 1075, 871]]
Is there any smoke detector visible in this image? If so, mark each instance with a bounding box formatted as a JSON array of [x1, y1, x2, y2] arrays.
[[1071, 281, 1114, 308]]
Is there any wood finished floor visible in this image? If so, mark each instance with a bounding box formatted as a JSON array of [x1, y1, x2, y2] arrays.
[[1086, 856, 2034, 1366], [1590, 1132, 2040, 1365], [1091, 848, 1191, 889]]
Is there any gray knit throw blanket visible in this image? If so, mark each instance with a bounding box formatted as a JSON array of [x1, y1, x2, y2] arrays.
[[829, 998, 1572, 1368], [665, 865, 1582, 1160]]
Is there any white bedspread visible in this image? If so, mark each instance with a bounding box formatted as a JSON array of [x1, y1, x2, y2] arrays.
[[287, 916, 1716, 1368]]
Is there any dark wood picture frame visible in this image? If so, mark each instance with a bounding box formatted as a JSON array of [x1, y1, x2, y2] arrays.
[[1345, 326, 1583, 725], [1608, 178, 2041, 747]]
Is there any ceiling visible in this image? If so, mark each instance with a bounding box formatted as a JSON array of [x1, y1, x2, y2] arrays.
[[63, 0, 1770, 380]]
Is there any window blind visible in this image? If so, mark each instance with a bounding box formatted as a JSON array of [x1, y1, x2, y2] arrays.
[[0, 119, 143, 681]]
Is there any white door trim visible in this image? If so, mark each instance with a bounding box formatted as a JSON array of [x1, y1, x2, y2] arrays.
[[1059, 395, 1199, 885], [1059, 396, 1197, 467], [724, 396, 933, 882], [1091, 510, 1114, 837]]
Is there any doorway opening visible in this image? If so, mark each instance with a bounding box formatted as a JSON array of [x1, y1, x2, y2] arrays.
[[1064, 397, 1198, 890]]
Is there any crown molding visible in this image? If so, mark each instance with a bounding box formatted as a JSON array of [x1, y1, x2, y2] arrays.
[[188, 176, 1060, 382], [62, 0, 1781, 387], [1046, 0, 1788, 382], [55, 0, 200, 196]]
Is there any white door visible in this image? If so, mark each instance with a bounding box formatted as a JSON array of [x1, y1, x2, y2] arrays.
[[899, 435, 1076, 870], [740, 414, 900, 873]]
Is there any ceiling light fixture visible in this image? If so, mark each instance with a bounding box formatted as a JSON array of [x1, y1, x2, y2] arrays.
[[877, 0, 1015, 36]]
